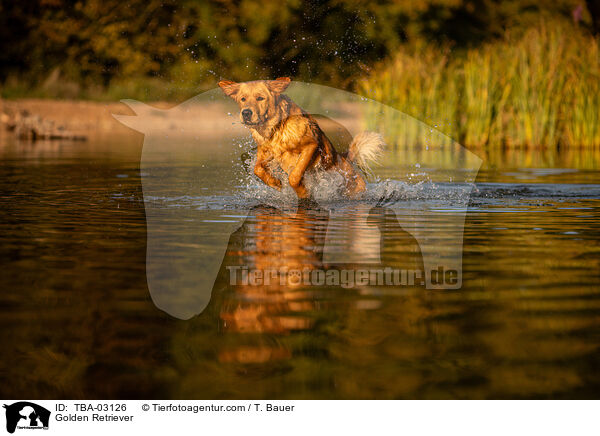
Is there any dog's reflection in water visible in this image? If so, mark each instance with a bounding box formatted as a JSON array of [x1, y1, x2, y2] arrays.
[[216, 205, 327, 363], [214, 204, 423, 364]]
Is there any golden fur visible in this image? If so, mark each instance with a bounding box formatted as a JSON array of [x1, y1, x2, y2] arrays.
[[218, 77, 384, 198]]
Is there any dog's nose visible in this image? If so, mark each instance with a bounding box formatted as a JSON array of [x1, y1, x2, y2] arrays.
[[242, 109, 252, 120]]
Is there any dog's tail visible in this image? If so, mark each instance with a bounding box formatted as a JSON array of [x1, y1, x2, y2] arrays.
[[347, 131, 386, 174]]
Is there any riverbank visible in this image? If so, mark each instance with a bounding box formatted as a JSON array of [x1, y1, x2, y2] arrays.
[[0, 98, 254, 140], [0, 99, 171, 134], [2, 96, 600, 171], [0, 97, 363, 139]]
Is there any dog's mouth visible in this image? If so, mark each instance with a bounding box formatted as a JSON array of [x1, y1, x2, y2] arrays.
[[242, 119, 267, 127], [241, 112, 268, 126]]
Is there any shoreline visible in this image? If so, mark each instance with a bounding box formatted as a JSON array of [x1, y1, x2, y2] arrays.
[[0, 98, 185, 135], [0, 98, 363, 140]]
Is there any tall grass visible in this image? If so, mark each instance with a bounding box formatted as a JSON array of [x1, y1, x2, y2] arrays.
[[359, 21, 600, 149]]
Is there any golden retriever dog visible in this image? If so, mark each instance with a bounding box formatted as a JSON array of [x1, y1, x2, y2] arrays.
[[218, 77, 385, 198]]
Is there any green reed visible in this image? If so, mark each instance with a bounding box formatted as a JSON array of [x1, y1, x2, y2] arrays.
[[359, 21, 600, 150]]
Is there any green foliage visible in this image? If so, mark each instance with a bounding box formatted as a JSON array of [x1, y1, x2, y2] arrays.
[[1, 0, 598, 147], [359, 20, 600, 148], [0, 0, 591, 101]]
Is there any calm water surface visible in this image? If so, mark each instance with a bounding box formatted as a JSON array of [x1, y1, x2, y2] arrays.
[[1, 133, 599, 399]]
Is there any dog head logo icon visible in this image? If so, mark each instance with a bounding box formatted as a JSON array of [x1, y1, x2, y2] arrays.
[[3, 402, 50, 433]]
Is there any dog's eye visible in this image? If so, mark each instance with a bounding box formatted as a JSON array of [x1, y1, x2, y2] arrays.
[[256, 96, 264, 101], [241, 97, 246, 102]]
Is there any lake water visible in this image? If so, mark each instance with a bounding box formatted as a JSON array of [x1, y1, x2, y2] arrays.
[[1, 132, 599, 399]]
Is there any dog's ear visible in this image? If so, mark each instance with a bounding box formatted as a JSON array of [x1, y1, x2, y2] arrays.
[[267, 77, 291, 94], [218, 80, 240, 98]]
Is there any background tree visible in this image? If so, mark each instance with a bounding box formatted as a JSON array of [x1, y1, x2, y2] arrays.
[[0, 0, 593, 99]]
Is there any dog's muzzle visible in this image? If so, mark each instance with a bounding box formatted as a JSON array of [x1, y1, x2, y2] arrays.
[[242, 109, 253, 123]]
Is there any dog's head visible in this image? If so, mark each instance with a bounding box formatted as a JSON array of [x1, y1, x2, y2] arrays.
[[218, 77, 291, 127]]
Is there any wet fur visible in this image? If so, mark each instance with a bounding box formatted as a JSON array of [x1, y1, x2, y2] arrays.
[[218, 77, 383, 198]]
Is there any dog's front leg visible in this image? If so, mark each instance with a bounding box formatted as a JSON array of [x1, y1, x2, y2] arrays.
[[254, 148, 282, 191], [288, 140, 318, 198], [254, 163, 282, 191]]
